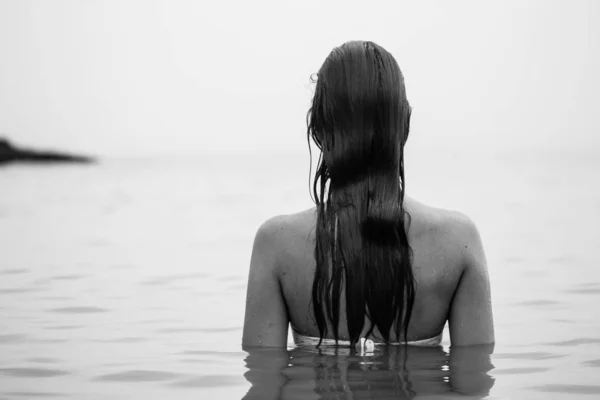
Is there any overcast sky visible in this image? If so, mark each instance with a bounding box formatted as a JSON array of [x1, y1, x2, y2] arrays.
[[0, 0, 598, 156]]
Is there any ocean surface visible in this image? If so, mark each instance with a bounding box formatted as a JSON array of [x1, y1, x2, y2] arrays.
[[0, 149, 599, 399]]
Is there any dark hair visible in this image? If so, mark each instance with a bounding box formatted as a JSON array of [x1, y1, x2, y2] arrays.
[[307, 40, 415, 347]]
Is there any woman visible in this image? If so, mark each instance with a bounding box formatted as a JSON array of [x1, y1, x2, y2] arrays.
[[242, 41, 494, 349]]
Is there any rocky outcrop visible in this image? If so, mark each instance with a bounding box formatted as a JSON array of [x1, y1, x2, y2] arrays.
[[0, 138, 96, 165]]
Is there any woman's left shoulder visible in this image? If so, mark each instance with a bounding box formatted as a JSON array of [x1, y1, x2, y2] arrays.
[[256, 208, 316, 237]]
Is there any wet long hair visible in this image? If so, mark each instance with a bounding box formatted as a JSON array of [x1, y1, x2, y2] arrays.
[[307, 41, 415, 347]]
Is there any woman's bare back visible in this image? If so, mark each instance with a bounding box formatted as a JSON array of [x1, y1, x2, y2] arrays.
[[246, 196, 493, 346]]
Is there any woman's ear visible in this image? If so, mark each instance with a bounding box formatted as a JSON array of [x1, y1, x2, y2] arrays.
[[403, 104, 412, 145]]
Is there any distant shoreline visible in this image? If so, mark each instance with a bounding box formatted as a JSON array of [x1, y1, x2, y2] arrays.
[[0, 138, 96, 165]]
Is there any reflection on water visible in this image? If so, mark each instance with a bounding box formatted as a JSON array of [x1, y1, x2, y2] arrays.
[[243, 344, 494, 399]]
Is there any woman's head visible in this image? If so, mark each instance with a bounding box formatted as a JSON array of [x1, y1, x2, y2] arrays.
[[308, 41, 416, 347], [308, 41, 411, 188]]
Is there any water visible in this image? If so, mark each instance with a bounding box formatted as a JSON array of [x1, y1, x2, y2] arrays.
[[0, 149, 599, 399]]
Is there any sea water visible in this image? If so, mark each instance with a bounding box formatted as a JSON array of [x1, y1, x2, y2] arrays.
[[0, 149, 598, 399]]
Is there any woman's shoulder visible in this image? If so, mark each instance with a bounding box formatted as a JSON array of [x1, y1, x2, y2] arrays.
[[254, 207, 317, 238], [255, 202, 483, 266], [406, 198, 484, 273], [252, 208, 317, 259], [258, 202, 480, 246], [406, 197, 482, 257], [406, 197, 479, 236]]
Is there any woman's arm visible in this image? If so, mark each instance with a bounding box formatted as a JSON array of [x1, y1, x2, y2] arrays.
[[242, 217, 289, 349], [448, 216, 495, 346]]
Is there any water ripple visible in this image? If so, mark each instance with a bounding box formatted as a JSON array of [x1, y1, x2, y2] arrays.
[[0, 334, 27, 344], [45, 325, 83, 330], [179, 350, 245, 357], [515, 299, 560, 307], [567, 287, 600, 294], [141, 273, 209, 286], [217, 275, 244, 282], [169, 375, 245, 388], [94, 337, 147, 343], [94, 370, 181, 382], [0, 367, 69, 377], [50, 274, 86, 281], [156, 327, 206, 333], [27, 358, 61, 364], [493, 352, 565, 360], [137, 318, 179, 325], [583, 360, 600, 368], [178, 359, 212, 364], [35, 339, 69, 344], [1, 392, 65, 398], [0, 287, 40, 294], [549, 338, 600, 346], [48, 306, 109, 314], [39, 296, 75, 301], [156, 326, 240, 334], [0, 268, 29, 275], [531, 384, 600, 395], [493, 367, 550, 375], [576, 282, 600, 287], [201, 326, 241, 333]]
